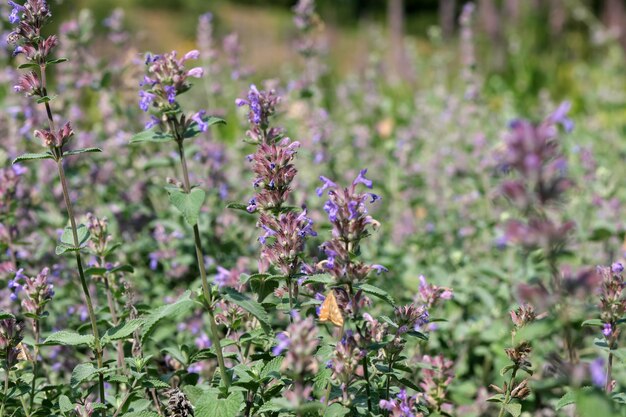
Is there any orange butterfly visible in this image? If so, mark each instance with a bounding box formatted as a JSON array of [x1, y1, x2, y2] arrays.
[[16, 342, 33, 362], [319, 290, 344, 327]]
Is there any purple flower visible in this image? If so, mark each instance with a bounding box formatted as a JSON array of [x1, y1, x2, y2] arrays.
[[353, 169, 373, 188], [138, 90, 155, 112], [8, 1, 22, 24], [164, 85, 177, 104], [246, 198, 257, 213], [323, 199, 339, 222], [549, 101, 574, 133], [191, 110, 208, 132], [187, 67, 204, 78], [145, 115, 160, 129], [183, 49, 200, 61], [590, 357, 606, 388], [603, 323, 612, 337], [272, 332, 290, 356], [11, 164, 27, 176], [371, 264, 388, 274], [316, 176, 336, 196], [612, 262, 623, 274]]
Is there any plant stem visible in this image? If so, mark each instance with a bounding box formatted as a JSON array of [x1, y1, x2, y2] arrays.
[[287, 277, 294, 323], [43, 57, 106, 414], [361, 355, 372, 412], [1, 364, 9, 417], [56, 160, 106, 415], [175, 138, 230, 388], [497, 367, 518, 417], [606, 351, 614, 392], [28, 319, 40, 412], [102, 264, 125, 372]]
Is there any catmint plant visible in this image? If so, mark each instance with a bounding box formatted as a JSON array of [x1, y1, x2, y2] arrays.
[[236, 84, 316, 315], [591, 263, 626, 392], [491, 304, 535, 417], [0, 316, 24, 416], [133, 48, 231, 387], [7, 1, 107, 413]]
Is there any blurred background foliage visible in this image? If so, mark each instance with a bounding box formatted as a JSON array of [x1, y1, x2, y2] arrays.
[[44, 0, 625, 118]]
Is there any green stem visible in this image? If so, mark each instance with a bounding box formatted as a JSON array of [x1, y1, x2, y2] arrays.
[[1, 364, 9, 417], [39, 61, 105, 415], [498, 368, 518, 417], [361, 355, 372, 412], [57, 161, 106, 415], [606, 350, 614, 392], [287, 277, 294, 323], [28, 319, 40, 412], [175, 138, 230, 388]]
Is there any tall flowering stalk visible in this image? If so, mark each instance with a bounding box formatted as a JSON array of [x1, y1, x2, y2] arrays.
[[595, 263, 626, 392], [135, 49, 230, 387], [19, 267, 53, 410], [0, 317, 24, 417], [496, 103, 577, 361], [317, 169, 384, 301], [237, 85, 316, 315], [7, 1, 106, 412]]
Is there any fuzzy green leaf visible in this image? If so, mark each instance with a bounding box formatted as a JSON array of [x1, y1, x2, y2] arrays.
[[167, 188, 205, 226], [47, 58, 69, 65], [63, 147, 102, 157], [194, 391, 243, 417], [183, 116, 226, 139], [356, 283, 396, 306], [70, 363, 98, 388], [222, 288, 271, 334], [301, 273, 334, 285], [58, 395, 74, 413], [56, 224, 90, 255], [12, 152, 54, 164], [129, 128, 175, 144], [101, 319, 144, 344], [42, 330, 94, 347], [141, 291, 196, 344]]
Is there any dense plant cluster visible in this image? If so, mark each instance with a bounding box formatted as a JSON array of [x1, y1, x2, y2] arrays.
[[0, 0, 625, 416]]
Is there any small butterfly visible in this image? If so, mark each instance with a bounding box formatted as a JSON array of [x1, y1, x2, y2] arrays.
[[319, 290, 344, 327], [16, 342, 33, 362]]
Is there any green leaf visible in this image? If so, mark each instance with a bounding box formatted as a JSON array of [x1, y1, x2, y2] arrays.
[[58, 395, 74, 414], [56, 224, 90, 255], [356, 283, 396, 306], [18, 63, 39, 69], [575, 389, 615, 417], [556, 390, 576, 410], [167, 188, 205, 226], [301, 273, 334, 285], [122, 412, 160, 417], [12, 152, 54, 164], [581, 319, 603, 327], [63, 147, 102, 157], [142, 378, 170, 389], [129, 128, 175, 144], [183, 116, 226, 139], [84, 265, 134, 277], [323, 403, 350, 417], [101, 319, 144, 344], [504, 402, 521, 417], [70, 363, 98, 388], [222, 287, 271, 334], [226, 202, 250, 212], [42, 330, 94, 347], [47, 58, 69, 65], [194, 391, 243, 417], [36, 95, 57, 104], [0, 311, 15, 320], [141, 291, 196, 344]]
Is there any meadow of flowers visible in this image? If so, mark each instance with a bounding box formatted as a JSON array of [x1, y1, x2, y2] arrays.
[[1, 0, 626, 416]]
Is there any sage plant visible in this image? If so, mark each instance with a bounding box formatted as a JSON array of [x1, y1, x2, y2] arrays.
[[7, 0, 106, 412], [134, 49, 230, 387]]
